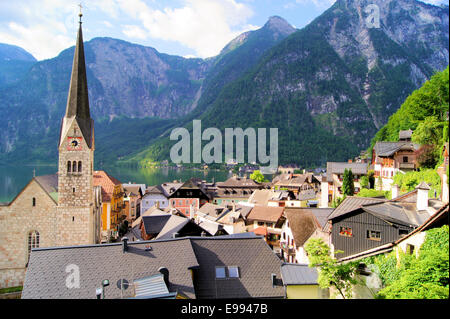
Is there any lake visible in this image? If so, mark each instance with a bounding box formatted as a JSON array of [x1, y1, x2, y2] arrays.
[[0, 164, 233, 203]]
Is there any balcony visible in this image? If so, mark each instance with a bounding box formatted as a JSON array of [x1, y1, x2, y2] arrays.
[[280, 241, 295, 255]]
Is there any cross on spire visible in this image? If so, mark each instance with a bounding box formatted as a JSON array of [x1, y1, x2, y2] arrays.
[[78, 3, 83, 23]]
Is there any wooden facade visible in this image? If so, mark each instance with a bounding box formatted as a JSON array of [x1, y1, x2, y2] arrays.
[[331, 209, 413, 258]]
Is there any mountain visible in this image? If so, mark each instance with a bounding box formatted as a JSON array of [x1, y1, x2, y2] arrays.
[[1, 1, 448, 167], [0, 43, 37, 88], [0, 17, 296, 165], [186, 16, 296, 120], [0, 38, 209, 163], [132, 0, 449, 167]]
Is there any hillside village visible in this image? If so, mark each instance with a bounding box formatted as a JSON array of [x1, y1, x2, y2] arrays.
[[0, 9, 449, 300]]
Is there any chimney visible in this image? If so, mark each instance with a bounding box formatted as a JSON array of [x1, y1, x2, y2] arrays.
[[122, 237, 128, 253], [172, 232, 179, 238], [156, 201, 160, 209], [232, 202, 236, 212], [158, 267, 169, 287], [201, 231, 206, 237], [416, 182, 430, 211], [391, 184, 399, 199]]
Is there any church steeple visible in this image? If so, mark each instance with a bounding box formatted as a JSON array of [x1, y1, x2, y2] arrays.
[[59, 12, 94, 149]]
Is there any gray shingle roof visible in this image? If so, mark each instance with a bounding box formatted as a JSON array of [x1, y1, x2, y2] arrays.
[[22, 239, 199, 299], [281, 263, 318, 285], [190, 237, 284, 299], [373, 141, 420, 157], [327, 196, 386, 220], [22, 236, 285, 299], [142, 215, 171, 235], [326, 162, 368, 182]]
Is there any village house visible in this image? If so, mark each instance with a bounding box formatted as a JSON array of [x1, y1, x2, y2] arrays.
[[0, 18, 103, 289], [278, 164, 300, 174], [280, 208, 333, 264], [94, 170, 125, 242], [320, 161, 368, 207], [167, 178, 210, 217], [371, 130, 421, 190], [326, 182, 445, 259], [122, 183, 144, 224], [246, 206, 285, 255], [22, 235, 285, 299], [140, 183, 176, 215], [212, 175, 265, 206], [194, 202, 249, 235], [280, 263, 329, 299], [138, 213, 210, 241]]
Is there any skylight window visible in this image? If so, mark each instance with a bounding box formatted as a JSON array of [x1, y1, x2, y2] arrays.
[[215, 266, 226, 279]]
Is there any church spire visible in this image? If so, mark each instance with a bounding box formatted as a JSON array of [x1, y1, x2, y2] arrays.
[[65, 11, 90, 119], [59, 10, 94, 149]]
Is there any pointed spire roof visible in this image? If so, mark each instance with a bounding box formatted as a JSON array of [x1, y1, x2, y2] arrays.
[[65, 21, 90, 119], [59, 16, 94, 149]]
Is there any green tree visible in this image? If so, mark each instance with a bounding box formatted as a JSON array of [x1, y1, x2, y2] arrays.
[[376, 225, 449, 299], [360, 175, 370, 189], [305, 238, 359, 299], [342, 169, 355, 196], [250, 170, 267, 183]]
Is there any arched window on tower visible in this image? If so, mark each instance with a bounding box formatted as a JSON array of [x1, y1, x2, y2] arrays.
[[32, 197, 36, 207], [67, 161, 71, 173], [78, 161, 82, 173], [27, 231, 40, 263], [72, 161, 77, 173]]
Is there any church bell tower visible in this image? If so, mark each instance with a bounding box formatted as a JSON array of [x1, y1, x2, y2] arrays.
[[57, 10, 96, 245]]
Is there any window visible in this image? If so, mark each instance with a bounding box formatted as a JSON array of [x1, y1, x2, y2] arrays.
[[257, 221, 265, 226], [78, 161, 82, 173], [72, 161, 77, 172], [216, 266, 240, 279], [27, 231, 40, 262], [367, 230, 381, 241], [67, 161, 71, 173], [32, 197, 36, 207], [215, 267, 226, 279], [228, 266, 240, 278], [339, 226, 353, 237], [403, 156, 408, 163]]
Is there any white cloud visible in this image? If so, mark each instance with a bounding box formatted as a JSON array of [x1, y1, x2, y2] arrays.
[[122, 24, 148, 40], [113, 0, 255, 58], [295, 0, 336, 10]]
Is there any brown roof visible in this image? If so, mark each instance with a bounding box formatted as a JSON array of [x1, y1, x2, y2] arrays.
[[217, 176, 263, 188], [247, 206, 284, 223], [93, 170, 122, 202], [284, 209, 321, 247]]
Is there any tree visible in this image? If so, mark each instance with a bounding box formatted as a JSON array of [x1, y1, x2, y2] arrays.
[[305, 238, 359, 299], [341, 169, 355, 196], [375, 225, 449, 299], [360, 175, 369, 189], [250, 170, 267, 183], [416, 144, 440, 168]]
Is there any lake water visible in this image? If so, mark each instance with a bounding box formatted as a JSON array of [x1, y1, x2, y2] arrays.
[[0, 164, 232, 203]]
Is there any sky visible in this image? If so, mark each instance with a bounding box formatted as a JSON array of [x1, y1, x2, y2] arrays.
[[0, 0, 448, 61]]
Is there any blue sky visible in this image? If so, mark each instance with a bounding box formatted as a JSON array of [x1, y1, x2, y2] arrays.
[[0, 0, 448, 61]]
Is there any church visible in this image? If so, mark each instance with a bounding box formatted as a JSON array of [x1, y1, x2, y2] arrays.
[[0, 13, 102, 289]]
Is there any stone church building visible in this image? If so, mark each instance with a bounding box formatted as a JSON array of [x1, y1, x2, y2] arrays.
[[0, 16, 102, 288]]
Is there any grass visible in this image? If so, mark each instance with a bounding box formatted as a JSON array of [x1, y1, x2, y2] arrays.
[[0, 286, 23, 294]]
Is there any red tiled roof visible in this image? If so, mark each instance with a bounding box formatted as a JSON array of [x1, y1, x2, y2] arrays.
[[93, 170, 121, 202]]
